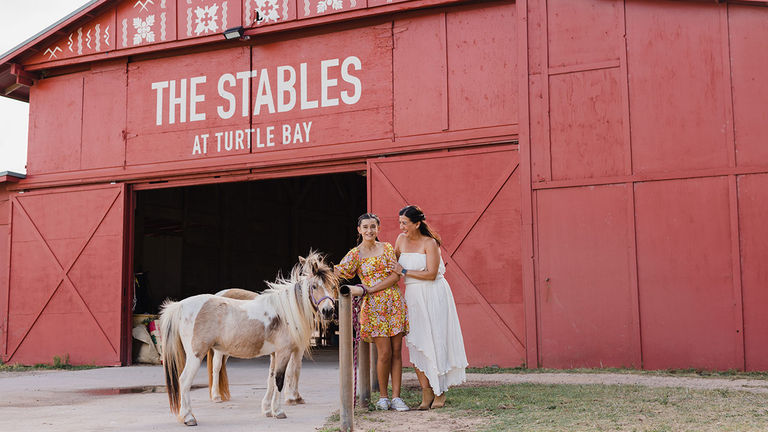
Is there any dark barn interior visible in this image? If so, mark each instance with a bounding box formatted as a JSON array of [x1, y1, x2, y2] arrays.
[[132, 171, 366, 316]]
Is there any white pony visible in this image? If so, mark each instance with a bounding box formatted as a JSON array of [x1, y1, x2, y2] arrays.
[[207, 288, 306, 406], [160, 252, 338, 426]]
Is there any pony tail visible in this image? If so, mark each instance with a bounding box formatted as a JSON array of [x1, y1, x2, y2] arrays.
[[159, 300, 186, 416]]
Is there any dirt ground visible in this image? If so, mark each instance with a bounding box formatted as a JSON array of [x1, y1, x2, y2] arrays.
[[350, 371, 768, 432]]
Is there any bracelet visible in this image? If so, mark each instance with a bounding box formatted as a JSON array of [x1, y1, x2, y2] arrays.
[[360, 285, 368, 296]]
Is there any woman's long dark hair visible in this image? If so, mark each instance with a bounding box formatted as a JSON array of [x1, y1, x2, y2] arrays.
[[356, 213, 381, 243], [399, 205, 442, 246]]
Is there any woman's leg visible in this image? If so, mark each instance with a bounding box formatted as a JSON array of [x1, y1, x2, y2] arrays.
[[390, 333, 404, 399], [372, 337, 392, 399], [414, 368, 434, 410]]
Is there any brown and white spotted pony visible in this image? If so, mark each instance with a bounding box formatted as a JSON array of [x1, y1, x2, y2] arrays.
[[207, 288, 305, 406], [159, 252, 338, 426]]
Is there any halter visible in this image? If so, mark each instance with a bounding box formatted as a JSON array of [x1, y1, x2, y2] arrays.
[[295, 282, 335, 311]]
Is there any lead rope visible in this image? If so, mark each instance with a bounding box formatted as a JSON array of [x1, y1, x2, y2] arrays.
[[351, 285, 364, 406]]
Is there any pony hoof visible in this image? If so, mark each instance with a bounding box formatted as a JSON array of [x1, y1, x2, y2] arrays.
[[264, 411, 273, 418], [183, 417, 198, 426], [285, 397, 304, 405], [275, 412, 287, 419], [212, 396, 222, 403]]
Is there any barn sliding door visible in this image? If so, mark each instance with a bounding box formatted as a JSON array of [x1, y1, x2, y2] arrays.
[[5, 184, 127, 366], [369, 146, 524, 367]]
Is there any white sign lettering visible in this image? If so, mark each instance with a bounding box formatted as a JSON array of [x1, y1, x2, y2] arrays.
[[151, 55, 362, 125], [150, 56, 361, 156]]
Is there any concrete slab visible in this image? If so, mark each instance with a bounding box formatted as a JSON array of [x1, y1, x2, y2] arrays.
[[0, 348, 341, 432]]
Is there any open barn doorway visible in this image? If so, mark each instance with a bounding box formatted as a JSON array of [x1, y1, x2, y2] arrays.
[[130, 171, 367, 352]]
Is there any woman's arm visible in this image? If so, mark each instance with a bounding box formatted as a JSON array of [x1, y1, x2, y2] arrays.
[[366, 271, 401, 294], [400, 239, 440, 281]]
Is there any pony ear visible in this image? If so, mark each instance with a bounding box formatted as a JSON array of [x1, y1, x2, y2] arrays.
[[298, 256, 306, 265]]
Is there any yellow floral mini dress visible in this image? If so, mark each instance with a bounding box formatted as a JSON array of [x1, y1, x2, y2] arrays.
[[335, 242, 409, 342]]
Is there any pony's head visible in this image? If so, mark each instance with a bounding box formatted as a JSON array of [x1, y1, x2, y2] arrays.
[[299, 250, 338, 321]]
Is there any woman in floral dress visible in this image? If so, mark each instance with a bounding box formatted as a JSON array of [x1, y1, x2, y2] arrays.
[[335, 213, 410, 412]]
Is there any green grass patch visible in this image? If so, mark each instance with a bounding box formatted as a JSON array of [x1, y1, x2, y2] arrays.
[[457, 366, 768, 380], [326, 383, 768, 431], [440, 384, 768, 431], [0, 354, 99, 372]]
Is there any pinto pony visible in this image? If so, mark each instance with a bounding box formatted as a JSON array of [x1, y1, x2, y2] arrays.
[[159, 252, 338, 426], [207, 288, 305, 405]]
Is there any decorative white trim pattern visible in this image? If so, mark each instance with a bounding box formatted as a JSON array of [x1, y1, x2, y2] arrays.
[[67, 34, 74, 52], [122, 18, 128, 47], [161, 12, 167, 40], [283, 0, 289, 20], [104, 25, 110, 47], [186, 7, 193, 36], [245, 0, 251, 25], [134, 0, 154, 12], [95, 25, 101, 51], [44, 46, 62, 60], [304, 0, 310, 17], [77, 27, 83, 55], [222, 1, 228, 30]]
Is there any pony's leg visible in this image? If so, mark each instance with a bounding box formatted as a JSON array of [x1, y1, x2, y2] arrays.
[[262, 353, 277, 417], [284, 349, 304, 405], [270, 349, 293, 419], [210, 350, 225, 402], [178, 353, 203, 426]]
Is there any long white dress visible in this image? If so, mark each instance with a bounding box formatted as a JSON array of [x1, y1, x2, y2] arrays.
[[399, 253, 468, 395]]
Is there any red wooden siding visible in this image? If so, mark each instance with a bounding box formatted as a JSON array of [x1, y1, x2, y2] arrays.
[[3, 0, 768, 370], [523, 0, 768, 370], [393, 13, 447, 137], [549, 68, 624, 180], [625, 1, 729, 174], [634, 178, 741, 370], [369, 146, 524, 367], [536, 184, 639, 369], [83, 62, 128, 169], [729, 7, 768, 167], [0, 186, 11, 358], [6, 185, 126, 365], [739, 174, 768, 371], [446, 3, 516, 131], [27, 74, 85, 175]]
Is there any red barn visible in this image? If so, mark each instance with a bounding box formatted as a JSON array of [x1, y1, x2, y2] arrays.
[[1, 0, 766, 370]]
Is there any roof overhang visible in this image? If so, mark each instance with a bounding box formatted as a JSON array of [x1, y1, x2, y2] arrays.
[[0, 171, 26, 184]]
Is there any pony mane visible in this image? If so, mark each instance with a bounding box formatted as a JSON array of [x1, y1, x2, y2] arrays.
[[261, 252, 337, 354]]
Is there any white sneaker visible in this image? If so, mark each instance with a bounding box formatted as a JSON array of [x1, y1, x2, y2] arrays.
[[375, 397, 390, 410], [390, 397, 410, 411]]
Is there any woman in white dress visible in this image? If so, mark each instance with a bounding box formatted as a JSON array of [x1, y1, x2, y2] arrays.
[[393, 205, 468, 410]]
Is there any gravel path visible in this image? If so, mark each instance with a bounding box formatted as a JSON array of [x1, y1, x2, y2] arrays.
[[400, 372, 768, 394]]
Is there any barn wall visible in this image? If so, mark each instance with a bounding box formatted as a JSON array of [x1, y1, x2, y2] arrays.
[[524, 0, 768, 370], [0, 184, 10, 358], [22, 1, 517, 186]]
